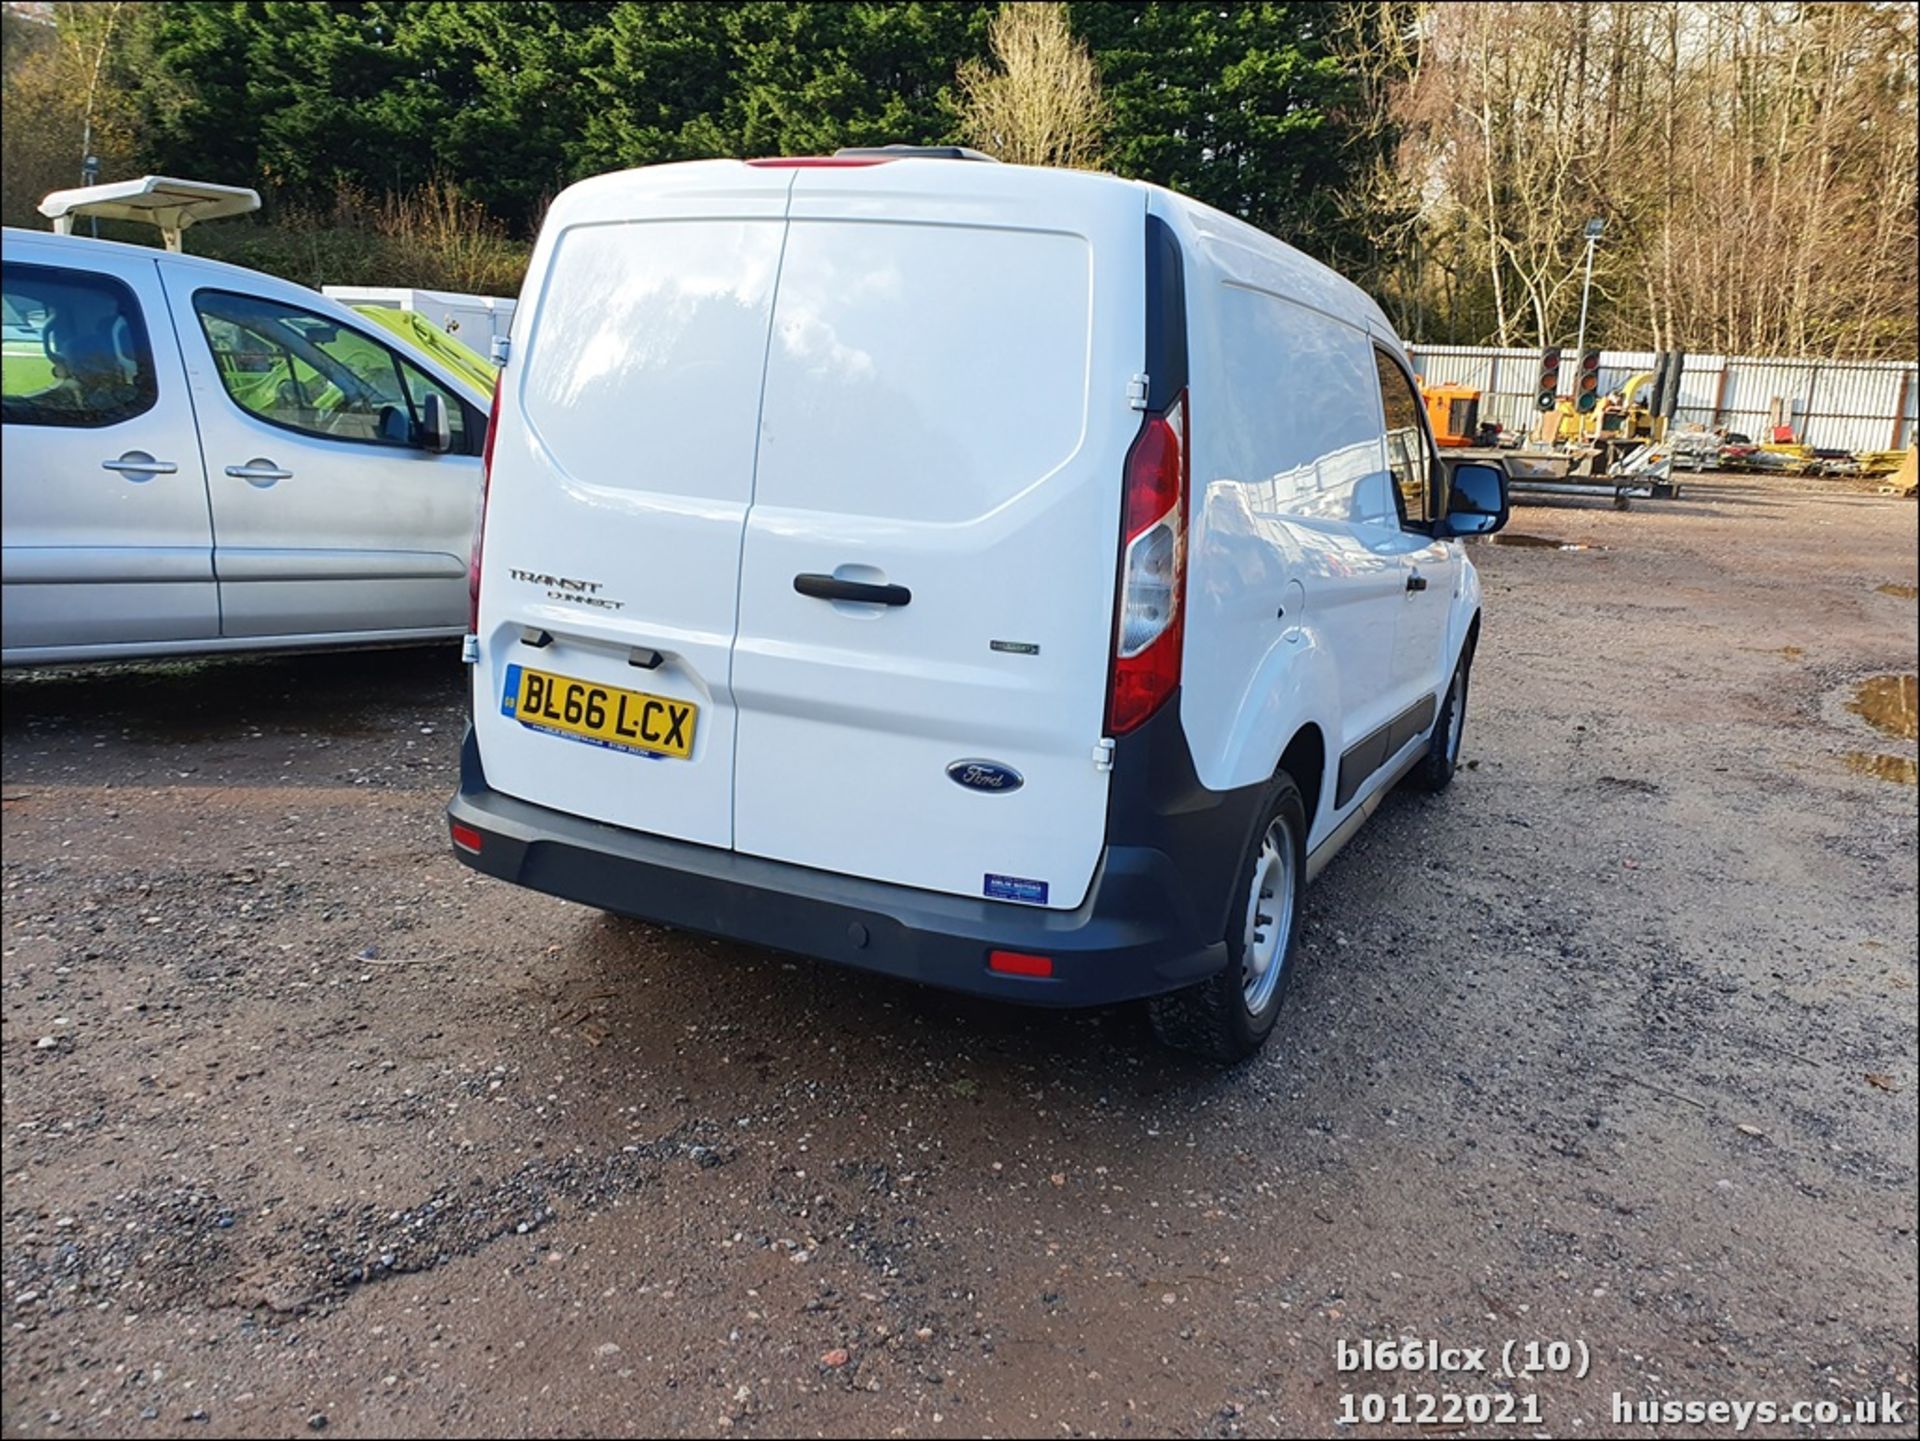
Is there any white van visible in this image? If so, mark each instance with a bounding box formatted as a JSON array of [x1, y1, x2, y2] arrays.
[[1, 229, 492, 665], [446, 150, 1510, 1061]]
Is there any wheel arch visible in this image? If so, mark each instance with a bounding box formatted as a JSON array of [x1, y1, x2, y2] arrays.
[[1277, 722, 1327, 841]]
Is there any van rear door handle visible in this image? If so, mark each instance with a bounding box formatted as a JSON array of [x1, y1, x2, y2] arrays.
[[794, 574, 911, 607], [1405, 572, 1429, 593]]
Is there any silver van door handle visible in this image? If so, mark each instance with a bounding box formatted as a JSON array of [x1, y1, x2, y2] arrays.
[[225, 460, 294, 486], [101, 451, 178, 478]]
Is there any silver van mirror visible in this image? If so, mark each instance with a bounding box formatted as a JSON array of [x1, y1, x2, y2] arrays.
[[421, 392, 453, 454]]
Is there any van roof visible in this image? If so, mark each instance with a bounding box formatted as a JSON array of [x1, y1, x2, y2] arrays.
[[5, 224, 338, 295], [1144, 186, 1395, 343], [1, 226, 492, 404], [540, 157, 1398, 349]]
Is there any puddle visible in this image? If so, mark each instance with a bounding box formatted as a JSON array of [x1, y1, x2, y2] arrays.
[[1844, 752, 1919, 786], [1491, 533, 1602, 551], [1848, 673, 1918, 741], [1876, 583, 1918, 601]]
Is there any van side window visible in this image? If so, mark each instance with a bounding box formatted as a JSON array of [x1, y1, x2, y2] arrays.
[[192, 290, 472, 452], [1212, 285, 1402, 528], [1, 263, 158, 429], [1372, 349, 1433, 525]]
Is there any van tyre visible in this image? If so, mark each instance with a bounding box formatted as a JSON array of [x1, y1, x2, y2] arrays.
[[1414, 648, 1472, 792], [1148, 773, 1307, 1064]]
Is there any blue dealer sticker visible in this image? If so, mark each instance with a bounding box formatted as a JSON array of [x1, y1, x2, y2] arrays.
[[984, 873, 1049, 905]]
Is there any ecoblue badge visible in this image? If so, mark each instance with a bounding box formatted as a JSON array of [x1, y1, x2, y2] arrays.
[[984, 873, 1048, 905]]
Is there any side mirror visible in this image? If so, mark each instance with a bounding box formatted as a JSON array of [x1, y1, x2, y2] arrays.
[[421, 392, 453, 454], [1436, 460, 1509, 537]]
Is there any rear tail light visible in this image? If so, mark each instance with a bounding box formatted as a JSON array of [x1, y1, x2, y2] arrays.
[[469, 370, 503, 635], [449, 821, 484, 854], [1106, 392, 1189, 735]]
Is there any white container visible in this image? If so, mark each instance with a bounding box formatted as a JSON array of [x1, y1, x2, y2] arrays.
[[320, 286, 515, 350]]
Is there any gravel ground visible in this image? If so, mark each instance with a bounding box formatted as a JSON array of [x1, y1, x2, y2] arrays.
[[3, 472, 1916, 1439]]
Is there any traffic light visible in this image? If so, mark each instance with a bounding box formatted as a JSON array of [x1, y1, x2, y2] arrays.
[[1575, 349, 1602, 412], [1535, 348, 1562, 411]]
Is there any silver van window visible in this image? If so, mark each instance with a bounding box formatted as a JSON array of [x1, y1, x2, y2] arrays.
[[1, 263, 158, 429]]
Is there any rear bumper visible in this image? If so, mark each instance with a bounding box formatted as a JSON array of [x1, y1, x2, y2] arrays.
[[446, 728, 1226, 1007]]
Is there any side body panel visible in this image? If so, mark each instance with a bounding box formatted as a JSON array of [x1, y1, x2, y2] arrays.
[[1, 237, 218, 653], [1159, 194, 1432, 852], [159, 265, 481, 638]]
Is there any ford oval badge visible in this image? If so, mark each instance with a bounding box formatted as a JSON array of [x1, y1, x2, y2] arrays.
[[947, 759, 1023, 794]]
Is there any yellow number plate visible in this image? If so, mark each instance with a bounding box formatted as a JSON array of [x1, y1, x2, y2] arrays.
[[501, 664, 698, 760]]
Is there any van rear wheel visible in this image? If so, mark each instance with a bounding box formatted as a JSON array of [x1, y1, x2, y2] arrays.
[[1148, 773, 1307, 1064]]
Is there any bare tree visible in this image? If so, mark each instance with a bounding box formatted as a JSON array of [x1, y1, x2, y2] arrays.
[[1329, 2, 1430, 335], [957, 2, 1109, 169], [1379, 1, 1917, 358], [1, 1, 144, 228]]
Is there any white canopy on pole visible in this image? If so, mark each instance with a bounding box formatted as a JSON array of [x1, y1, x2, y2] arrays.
[[37, 176, 260, 251]]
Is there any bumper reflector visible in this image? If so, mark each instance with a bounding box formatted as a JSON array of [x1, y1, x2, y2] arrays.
[[988, 949, 1054, 978], [450, 821, 484, 854]]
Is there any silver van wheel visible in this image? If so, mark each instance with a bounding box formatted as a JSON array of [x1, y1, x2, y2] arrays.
[[1240, 816, 1295, 1014]]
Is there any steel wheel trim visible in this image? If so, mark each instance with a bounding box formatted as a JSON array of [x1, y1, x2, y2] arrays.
[[1446, 668, 1466, 765], [1240, 817, 1295, 1013]]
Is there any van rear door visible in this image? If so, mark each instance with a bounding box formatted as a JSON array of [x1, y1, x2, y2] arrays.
[[469, 165, 791, 849], [730, 166, 1145, 909]]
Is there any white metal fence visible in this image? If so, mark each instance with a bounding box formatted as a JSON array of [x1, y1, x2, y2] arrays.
[[1405, 346, 1918, 453]]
